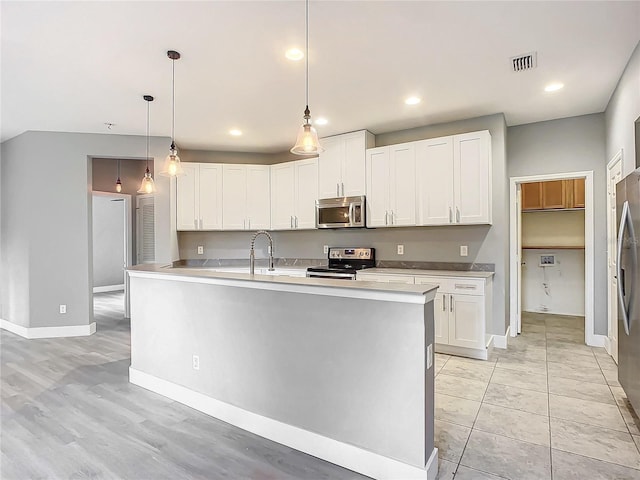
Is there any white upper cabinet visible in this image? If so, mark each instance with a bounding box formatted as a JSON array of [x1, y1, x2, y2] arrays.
[[366, 143, 416, 227], [416, 130, 492, 226], [176, 163, 222, 231], [246, 165, 271, 230], [199, 164, 223, 230], [270, 158, 318, 230], [416, 136, 455, 225], [222, 164, 270, 230], [318, 130, 374, 199], [454, 131, 491, 224]]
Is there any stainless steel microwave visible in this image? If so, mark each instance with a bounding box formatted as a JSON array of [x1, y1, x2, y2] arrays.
[[316, 196, 366, 229]]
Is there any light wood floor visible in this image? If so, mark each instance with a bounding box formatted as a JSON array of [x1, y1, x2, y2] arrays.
[[1, 292, 367, 480]]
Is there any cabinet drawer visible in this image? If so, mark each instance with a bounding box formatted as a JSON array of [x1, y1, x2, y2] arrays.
[[357, 273, 415, 284], [415, 276, 484, 295]]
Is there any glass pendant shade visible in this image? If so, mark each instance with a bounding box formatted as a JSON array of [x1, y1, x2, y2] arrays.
[[115, 178, 122, 192], [137, 168, 156, 194], [160, 144, 185, 176], [291, 121, 324, 155]]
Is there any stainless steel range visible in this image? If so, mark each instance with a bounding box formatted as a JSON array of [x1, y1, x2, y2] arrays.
[[306, 247, 375, 280]]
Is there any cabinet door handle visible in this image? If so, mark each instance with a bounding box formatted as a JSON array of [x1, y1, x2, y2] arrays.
[[200, 219, 203, 230], [295, 216, 298, 228], [337, 183, 340, 196], [391, 211, 394, 225], [442, 294, 446, 311], [243, 219, 246, 230], [450, 295, 454, 312], [455, 284, 477, 290], [456, 207, 460, 223], [449, 207, 453, 223], [385, 211, 388, 225], [248, 218, 251, 230], [194, 219, 198, 230], [290, 216, 293, 228], [341, 182, 345, 196]]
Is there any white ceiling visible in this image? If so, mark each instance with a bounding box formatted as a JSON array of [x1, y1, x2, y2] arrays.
[[2, 1, 639, 153]]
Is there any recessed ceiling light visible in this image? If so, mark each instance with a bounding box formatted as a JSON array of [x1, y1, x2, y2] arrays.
[[285, 48, 304, 61], [544, 83, 564, 92], [314, 117, 328, 125], [229, 129, 242, 136], [404, 96, 421, 105]]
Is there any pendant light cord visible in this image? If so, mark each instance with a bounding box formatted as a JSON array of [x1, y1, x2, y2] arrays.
[[305, 0, 309, 109], [146, 99, 150, 171], [117, 159, 120, 178], [171, 58, 176, 144]]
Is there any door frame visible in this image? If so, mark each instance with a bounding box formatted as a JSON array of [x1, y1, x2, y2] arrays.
[[509, 171, 596, 346], [606, 150, 624, 360], [91, 190, 133, 317]]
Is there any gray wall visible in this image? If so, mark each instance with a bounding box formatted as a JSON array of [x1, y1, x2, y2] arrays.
[[178, 114, 510, 335], [0, 131, 173, 329], [130, 275, 434, 468], [606, 41, 640, 176], [507, 113, 607, 334], [180, 148, 311, 165], [92, 195, 125, 288]]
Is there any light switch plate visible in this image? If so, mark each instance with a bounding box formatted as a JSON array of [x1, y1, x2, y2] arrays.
[[426, 344, 433, 369], [59, 304, 67, 314], [397, 245, 404, 255], [460, 245, 468, 257], [323, 245, 329, 254], [197, 246, 204, 255]]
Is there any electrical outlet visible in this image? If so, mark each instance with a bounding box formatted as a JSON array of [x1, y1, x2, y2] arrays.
[[59, 304, 67, 314], [323, 245, 329, 254], [197, 246, 204, 255], [426, 344, 433, 370], [460, 245, 468, 257], [397, 244, 404, 255], [192, 355, 200, 370]]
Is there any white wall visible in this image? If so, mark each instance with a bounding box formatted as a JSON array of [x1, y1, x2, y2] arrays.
[[522, 249, 585, 316], [0, 131, 174, 329], [92, 195, 125, 288], [606, 41, 640, 175]]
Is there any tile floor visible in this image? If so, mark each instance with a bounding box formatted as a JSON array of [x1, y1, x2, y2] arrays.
[[435, 312, 640, 480]]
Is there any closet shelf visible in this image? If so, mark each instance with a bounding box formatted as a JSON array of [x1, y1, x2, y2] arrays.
[[522, 246, 585, 250]]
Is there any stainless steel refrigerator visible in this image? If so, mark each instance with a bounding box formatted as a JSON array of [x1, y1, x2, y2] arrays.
[[617, 168, 640, 411]]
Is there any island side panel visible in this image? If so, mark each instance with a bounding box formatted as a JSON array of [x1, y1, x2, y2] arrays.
[[424, 302, 435, 466], [129, 275, 432, 468]]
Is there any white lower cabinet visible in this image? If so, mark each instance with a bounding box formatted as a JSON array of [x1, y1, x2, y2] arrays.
[[358, 270, 493, 359]]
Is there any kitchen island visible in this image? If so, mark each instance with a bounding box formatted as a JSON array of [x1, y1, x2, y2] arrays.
[[127, 264, 439, 480]]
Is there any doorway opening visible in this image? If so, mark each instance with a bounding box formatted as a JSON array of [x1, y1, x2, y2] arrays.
[[509, 171, 596, 346]]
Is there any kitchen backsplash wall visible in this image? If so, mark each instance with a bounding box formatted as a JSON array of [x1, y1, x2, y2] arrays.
[[178, 225, 493, 265]]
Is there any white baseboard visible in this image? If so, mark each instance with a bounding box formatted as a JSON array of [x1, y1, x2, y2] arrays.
[[129, 367, 437, 480], [0, 319, 96, 339], [435, 343, 488, 360], [604, 336, 612, 355], [493, 326, 510, 349], [587, 333, 607, 348], [93, 284, 125, 293]]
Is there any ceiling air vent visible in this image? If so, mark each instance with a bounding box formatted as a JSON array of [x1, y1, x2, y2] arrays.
[[511, 52, 537, 72]]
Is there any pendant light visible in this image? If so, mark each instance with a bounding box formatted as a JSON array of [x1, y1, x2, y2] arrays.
[[138, 95, 156, 194], [115, 159, 122, 192], [160, 50, 185, 176], [291, 0, 324, 155]]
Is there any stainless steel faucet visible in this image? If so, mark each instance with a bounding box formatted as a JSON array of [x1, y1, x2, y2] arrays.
[[249, 230, 275, 275]]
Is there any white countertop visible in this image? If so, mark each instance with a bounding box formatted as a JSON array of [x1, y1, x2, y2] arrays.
[[128, 264, 438, 304], [358, 268, 495, 278]]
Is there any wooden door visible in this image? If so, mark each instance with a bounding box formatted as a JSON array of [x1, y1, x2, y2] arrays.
[[572, 178, 585, 208], [521, 182, 542, 210], [542, 180, 567, 209]]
